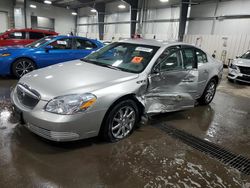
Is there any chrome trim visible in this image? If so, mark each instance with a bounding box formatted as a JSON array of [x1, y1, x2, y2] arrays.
[[17, 83, 40, 100]]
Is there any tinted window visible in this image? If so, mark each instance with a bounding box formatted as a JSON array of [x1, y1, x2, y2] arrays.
[[49, 38, 73, 50], [8, 32, 25, 39], [241, 51, 250, 59], [158, 50, 183, 71], [29, 32, 45, 39], [182, 48, 196, 69], [75, 39, 97, 50], [196, 49, 208, 64]]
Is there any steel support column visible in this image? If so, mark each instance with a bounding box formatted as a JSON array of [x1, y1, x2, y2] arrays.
[[124, 0, 138, 38], [95, 3, 105, 40], [178, 0, 189, 41]]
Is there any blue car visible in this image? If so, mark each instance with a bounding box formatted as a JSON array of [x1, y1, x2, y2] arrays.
[[0, 35, 103, 78]]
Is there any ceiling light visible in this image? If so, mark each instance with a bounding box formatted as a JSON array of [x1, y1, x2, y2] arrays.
[[118, 4, 126, 9], [44, 0, 52, 4], [159, 0, 169, 2], [72, 12, 77, 15], [30, 4, 37, 8], [91, 9, 97, 13]]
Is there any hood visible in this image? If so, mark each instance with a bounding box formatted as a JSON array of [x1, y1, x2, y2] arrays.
[[0, 46, 32, 53], [233, 58, 250, 67], [19, 60, 138, 100]]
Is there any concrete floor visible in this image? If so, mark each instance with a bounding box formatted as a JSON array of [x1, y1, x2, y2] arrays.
[[0, 70, 250, 188]]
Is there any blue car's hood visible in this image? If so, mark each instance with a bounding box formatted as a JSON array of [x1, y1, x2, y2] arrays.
[[0, 46, 33, 53]]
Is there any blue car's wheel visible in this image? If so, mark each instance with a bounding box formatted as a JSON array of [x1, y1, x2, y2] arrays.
[[12, 58, 36, 78]]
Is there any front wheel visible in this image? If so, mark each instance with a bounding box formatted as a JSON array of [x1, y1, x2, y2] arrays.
[[198, 79, 217, 105], [12, 58, 36, 78], [101, 99, 139, 142]]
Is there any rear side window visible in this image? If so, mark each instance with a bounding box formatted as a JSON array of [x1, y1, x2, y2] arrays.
[[75, 39, 97, 50], [182, 48, 196, 69], [8, 32, 26, 39], [196, 49, 208, 64], [29, 32, 45, 39]]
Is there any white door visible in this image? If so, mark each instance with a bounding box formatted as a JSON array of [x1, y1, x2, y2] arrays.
[[0, 12, 8, 33]]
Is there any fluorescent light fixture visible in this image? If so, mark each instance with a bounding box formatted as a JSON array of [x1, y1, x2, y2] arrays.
[[72, 12, 77, 15], [44, 0, 52, 4], [118, 4, 126, 9], [30, 4, 37, 8], [159, 0, 169, 2], [91, 9, 97, 13]]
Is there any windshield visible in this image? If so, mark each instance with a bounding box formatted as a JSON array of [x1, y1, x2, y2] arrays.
[[241, 51, 250, 60], [26, 36, 55, 48], [82, 42, 159, 73]]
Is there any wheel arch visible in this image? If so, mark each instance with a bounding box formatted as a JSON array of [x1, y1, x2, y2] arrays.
[[98, 93, 145, 135]]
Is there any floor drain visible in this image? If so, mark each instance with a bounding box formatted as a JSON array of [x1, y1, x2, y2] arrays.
[[157, 124, 250, 175]]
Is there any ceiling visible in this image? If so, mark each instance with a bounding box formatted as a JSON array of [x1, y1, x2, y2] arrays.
[[30, 0, 232, 10]]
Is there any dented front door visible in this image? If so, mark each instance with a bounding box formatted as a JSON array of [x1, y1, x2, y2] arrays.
[[144, 47, 198, 114]]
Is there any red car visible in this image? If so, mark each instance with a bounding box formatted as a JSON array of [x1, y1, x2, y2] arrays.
[[0, 28, 58, 47]]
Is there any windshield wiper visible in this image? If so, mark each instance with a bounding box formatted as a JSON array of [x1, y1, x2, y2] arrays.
[[81, 58, 122, 71]]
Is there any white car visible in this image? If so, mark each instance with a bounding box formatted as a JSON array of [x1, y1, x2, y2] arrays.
[[228, 51, 250, 83]]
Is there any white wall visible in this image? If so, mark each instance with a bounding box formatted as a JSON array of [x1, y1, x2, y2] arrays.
[[0, 0, 14, 30], [187, 0, 250, 35], [104, 12, 130, 40], [0, 12, 8, 32], [142, 7, 180, 41], [26, 0, 76, 34]]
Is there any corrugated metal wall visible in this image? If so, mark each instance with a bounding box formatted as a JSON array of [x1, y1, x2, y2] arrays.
[[183, 34, 250, 64]]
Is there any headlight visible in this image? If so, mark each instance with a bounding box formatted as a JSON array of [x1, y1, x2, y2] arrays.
[[45, 93, 97, 115], [0, 53, 11, 57], [230, 63, 238, 70]]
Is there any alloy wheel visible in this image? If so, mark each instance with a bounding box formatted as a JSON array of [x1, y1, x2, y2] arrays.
[[205, 82, 216, 103], [111, 106, 136, 139], [15, 60, 35, 77]]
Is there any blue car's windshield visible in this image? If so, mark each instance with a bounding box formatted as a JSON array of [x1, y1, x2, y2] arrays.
[[82, 42, 159, 73], [26, 36, 55, 48]]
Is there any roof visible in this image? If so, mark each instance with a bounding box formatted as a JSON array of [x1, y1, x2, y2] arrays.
[[6, 28, 58, 34], [119, 38, 189, 48]]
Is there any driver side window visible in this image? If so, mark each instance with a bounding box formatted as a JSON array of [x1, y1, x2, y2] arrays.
[[155, 48, 183, 72]]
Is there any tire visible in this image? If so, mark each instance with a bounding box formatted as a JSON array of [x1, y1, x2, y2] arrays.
[[12, 58, 36, 78], [198, 79, 217, 105], [101, 99, 139, 142]]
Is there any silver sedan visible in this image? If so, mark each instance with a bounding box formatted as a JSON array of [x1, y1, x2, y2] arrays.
[[11, 39, 223, 142]]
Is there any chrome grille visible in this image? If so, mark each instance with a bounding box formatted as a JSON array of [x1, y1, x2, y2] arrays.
[[16, 84, 40, 109], [238, 66, 250, 75]]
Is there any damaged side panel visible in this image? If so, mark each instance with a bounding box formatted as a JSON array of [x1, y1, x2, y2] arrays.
[[137, 69, 198, 114]]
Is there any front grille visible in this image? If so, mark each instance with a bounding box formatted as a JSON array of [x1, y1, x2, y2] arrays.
[[157, 125, 250, 175], [238, 66, 250, 75], [238, 75, 250, 82], [16, 84, 40, 109]]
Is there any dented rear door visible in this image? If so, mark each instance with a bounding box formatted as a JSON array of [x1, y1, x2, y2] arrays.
[[144, 47, 198, 114]]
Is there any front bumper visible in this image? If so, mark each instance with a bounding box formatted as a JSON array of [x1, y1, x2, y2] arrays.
[[228, 68, 250, 84], [11, 88, 107, 142], [0, 56, 13, 75]]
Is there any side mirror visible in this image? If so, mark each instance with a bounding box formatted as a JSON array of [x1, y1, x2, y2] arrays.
[[236, 56, 239, 59], [2, 34, 8, 39], [45, 45, 53, 52], [151, 65, 160, 75]]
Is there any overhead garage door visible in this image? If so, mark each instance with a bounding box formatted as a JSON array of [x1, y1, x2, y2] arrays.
[[0, 12, 8, 33]]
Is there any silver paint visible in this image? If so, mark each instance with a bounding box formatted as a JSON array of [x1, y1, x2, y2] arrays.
[[11, 39, 223, 141]]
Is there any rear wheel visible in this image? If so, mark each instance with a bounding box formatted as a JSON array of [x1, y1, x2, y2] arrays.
[[101, 99, 139, 142], [198, 79, 217, 105], [12, 58, 36, 78]]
